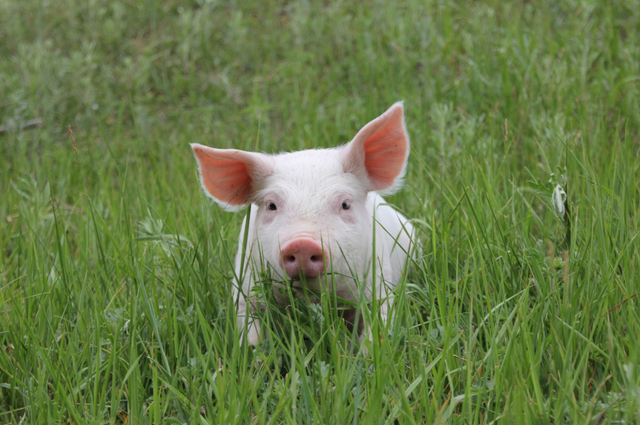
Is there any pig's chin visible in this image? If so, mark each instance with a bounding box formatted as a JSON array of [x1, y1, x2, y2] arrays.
[[287, 275, 320, 285], [277, 269, 352, 290], [279, 271, 322, 285]]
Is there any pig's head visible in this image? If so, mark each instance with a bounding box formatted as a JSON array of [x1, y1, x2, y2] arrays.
[[191, 102, 409, 285]]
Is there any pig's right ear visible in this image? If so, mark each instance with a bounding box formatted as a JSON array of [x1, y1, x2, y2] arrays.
[[340, 102, 410, 194], [191, 144, 273, 211]]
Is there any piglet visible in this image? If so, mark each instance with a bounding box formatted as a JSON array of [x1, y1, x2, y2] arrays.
[[192, 102, 417, 345]]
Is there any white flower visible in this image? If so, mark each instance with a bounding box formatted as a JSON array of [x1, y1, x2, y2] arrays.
[[552, 184, 566, 217]]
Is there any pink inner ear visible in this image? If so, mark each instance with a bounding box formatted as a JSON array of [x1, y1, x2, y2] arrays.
[[345, 103, 409, 191], [192, 145, 256, 206], [363, 110, 408, 189]]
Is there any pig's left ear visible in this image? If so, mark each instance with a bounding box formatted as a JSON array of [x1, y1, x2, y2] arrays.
[[340, 101, 410, 194]]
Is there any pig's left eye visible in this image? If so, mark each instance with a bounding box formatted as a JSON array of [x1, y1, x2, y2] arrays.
[[341, 201, 351, 210], [267, 202, 277, 211]]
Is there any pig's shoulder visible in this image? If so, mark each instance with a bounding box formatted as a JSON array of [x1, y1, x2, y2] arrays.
[[369, 193, 410, 227]]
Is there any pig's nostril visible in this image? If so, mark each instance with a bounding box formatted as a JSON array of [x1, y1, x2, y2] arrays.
[[280, 237, 325, 279]]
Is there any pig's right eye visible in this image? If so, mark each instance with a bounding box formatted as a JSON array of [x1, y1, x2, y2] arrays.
[[267, 202, 277, 211]]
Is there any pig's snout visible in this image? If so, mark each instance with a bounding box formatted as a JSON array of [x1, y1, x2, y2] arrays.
[[280, 237, 325, 279]]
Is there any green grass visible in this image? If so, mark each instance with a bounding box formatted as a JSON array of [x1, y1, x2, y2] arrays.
[[1, 0, 640, 423]]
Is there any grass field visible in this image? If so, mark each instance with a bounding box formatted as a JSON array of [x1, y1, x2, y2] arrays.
[[2, 0, 640, 423]]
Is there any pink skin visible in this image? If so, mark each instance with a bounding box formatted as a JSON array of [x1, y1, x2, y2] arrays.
[[191, 102, 414, 347], [279, 237, 325, 279]]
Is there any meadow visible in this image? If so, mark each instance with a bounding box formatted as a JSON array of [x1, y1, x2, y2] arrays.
[[1, 0, 640, 423]]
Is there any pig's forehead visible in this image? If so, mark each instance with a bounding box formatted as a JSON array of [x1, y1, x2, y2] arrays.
[[257, 149, 367, 200], [272, 149, 343, 177]]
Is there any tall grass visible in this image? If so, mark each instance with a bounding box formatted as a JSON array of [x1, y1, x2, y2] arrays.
[[1, 0, 639, 423]]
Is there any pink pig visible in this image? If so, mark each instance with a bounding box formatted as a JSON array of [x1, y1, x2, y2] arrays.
[[191, 102, 417, 345]]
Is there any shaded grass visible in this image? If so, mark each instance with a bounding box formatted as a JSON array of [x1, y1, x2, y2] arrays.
[[1, 0, 640, 423]]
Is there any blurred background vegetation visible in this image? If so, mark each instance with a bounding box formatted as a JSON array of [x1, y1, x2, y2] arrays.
[[2, 0, 638, 209]]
